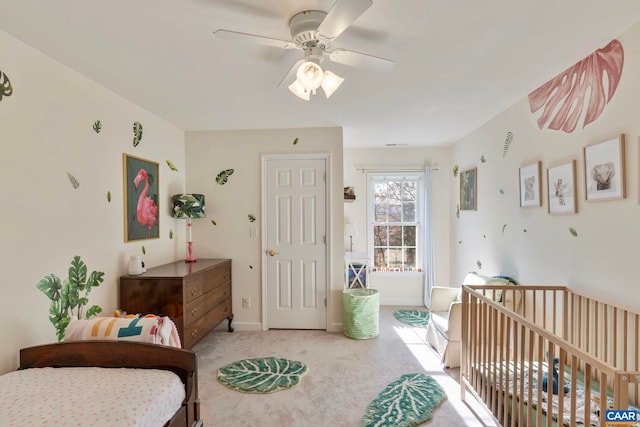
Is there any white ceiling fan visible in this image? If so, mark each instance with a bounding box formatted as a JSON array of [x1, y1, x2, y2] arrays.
[[213, 0, 395, 100]]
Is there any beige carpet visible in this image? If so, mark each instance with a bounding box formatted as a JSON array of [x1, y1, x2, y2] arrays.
[[192, 305, 497, 427]]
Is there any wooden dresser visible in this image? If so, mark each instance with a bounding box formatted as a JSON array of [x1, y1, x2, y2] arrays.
[[119, 258, 233, 349]]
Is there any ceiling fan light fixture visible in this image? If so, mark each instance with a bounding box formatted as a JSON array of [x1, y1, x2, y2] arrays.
[[320, 70, 344, 98], [288, 80, 310, 101], [296, 61, 324, 91]]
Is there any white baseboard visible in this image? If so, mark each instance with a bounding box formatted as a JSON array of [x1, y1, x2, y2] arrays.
[[214, 322, 262, 332], [379, 297, 424, 306]]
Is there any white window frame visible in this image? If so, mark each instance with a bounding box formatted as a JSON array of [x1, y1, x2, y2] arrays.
[[367, 172, 423, 275]]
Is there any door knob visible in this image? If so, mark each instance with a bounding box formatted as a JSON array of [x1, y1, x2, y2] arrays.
[[267, 249, 279, 256]]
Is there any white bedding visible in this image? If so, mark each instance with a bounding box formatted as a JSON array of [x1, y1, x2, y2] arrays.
[[0, 366, 185, 427]]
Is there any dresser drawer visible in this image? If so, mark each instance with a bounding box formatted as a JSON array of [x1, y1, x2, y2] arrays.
[[184, 282, 231, 326], [184, 299, 232, 347], [184, 263, 231, 303]]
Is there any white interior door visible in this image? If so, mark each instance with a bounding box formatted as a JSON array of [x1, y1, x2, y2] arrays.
[[263, 155, 327, 329]]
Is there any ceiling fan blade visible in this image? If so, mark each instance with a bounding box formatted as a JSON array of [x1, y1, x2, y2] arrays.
[[213, 29, 297, 49], [277, 59, 304, 87], [329, 48, 395, 72], [317, 0, 373, 40]]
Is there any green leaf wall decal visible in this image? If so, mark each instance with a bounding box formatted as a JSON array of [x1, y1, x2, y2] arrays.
[[166, 160, 178, 172], [93, 120, 102, 134], [456, 204, 460, 218], [66, 172, 80, 189], [293, 137, 299, 145], [216, 169, 234, 185], [141, 245, 146, 255], [502, 224, 507, 234], [169, 229, 174, 239], [569, 227, 578, 237], [36, 256, 104, 341], [248, 214, 256, 222], [0, 69, 13, 100], [132, 121, 143, 147], [211, 219, 217, 226], [477, 260, 482, 269], [218, 357, 309, 394], [480, 155, 486, 163], [452, 165, 459, 178], [503, 131, 513, 158], [107, 191, 111, 202]]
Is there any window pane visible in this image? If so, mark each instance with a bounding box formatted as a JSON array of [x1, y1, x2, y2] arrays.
[[390, 181, 403, 202], [403, 201, 416, 222], [388, 248, 403, 268], [404, 248, 416, 269], [375, 202, 387, 222], [373, 226, 387, 246], [388, 226, 402, 246], [388, 203, 401, 222], [374, 183, 387, 202], [403, 226, 416, 246], [374, 248, 386, 269], [402, 181, 416, 201]]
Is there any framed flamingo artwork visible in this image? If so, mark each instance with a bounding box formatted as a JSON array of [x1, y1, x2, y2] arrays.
[[123, 154, 159, 242]]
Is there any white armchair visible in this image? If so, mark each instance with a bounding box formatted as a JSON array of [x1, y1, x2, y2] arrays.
[[425, 286, 462, 368], [426, 272, 519, 368]]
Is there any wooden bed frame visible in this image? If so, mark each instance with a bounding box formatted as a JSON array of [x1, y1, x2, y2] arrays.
[[18, 341, 202, 427], [461, 284, 640, 427]]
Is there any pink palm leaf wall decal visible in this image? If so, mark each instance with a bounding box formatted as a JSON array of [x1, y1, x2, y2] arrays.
[[528, 39, 624, 133]]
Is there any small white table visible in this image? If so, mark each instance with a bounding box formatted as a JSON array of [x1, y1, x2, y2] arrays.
[[345, 252, 369, 289]]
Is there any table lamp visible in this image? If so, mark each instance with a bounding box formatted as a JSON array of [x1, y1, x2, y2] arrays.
[[344, 223, 359, 252], [172, 193, 205, 262]]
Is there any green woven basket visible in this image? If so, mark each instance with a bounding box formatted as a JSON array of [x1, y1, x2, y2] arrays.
[[342, 289, 379, 339]]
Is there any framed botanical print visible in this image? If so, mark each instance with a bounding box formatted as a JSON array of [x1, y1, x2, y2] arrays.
[[519, 161, 541, 207], [584, 134, 626, 202], [123, 154, 159, 242], [547, 160, 577, 215], [460, 167, 477, 211]]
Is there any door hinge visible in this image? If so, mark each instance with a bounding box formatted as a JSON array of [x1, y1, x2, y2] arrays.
[[324, 298, 327, 307], [323, 172, 326, 183], [323, 235, 326, 244]]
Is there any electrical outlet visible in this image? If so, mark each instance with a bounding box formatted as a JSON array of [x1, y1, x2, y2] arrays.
[[242, 297, 250, 309]]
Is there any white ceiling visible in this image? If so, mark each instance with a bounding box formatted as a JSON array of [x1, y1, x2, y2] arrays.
[[2, 0, 640, 148]]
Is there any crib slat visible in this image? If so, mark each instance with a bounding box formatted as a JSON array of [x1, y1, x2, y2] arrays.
[[570, 354, 577, 427]]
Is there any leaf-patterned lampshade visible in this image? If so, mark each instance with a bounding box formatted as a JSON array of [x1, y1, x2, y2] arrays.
[[172, 194, 205, 219]]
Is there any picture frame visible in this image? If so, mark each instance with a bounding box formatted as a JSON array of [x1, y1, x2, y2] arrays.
[[584, 134, 626, 202], [460, 167, 477, 211], [123, 153, 159, 242], [519, 161, 541, 207], [547, 160, 577, 215]]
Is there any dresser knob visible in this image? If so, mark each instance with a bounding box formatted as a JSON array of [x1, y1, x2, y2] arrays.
[[191, 308, 198, 317], [191, 330, 198, 338], [191, 288, 197, 296]]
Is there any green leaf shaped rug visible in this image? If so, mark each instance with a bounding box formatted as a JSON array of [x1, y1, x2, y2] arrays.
[[393, 310, 430, 328], [362, 373, 447, 427], [217, 357, 308, 394]]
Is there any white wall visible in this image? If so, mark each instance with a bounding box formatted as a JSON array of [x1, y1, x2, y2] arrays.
[[343, 147, 451, 305], [0, 30, 186, 374], [185, 128, 344, 330], [451, 22, 640, 310]]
